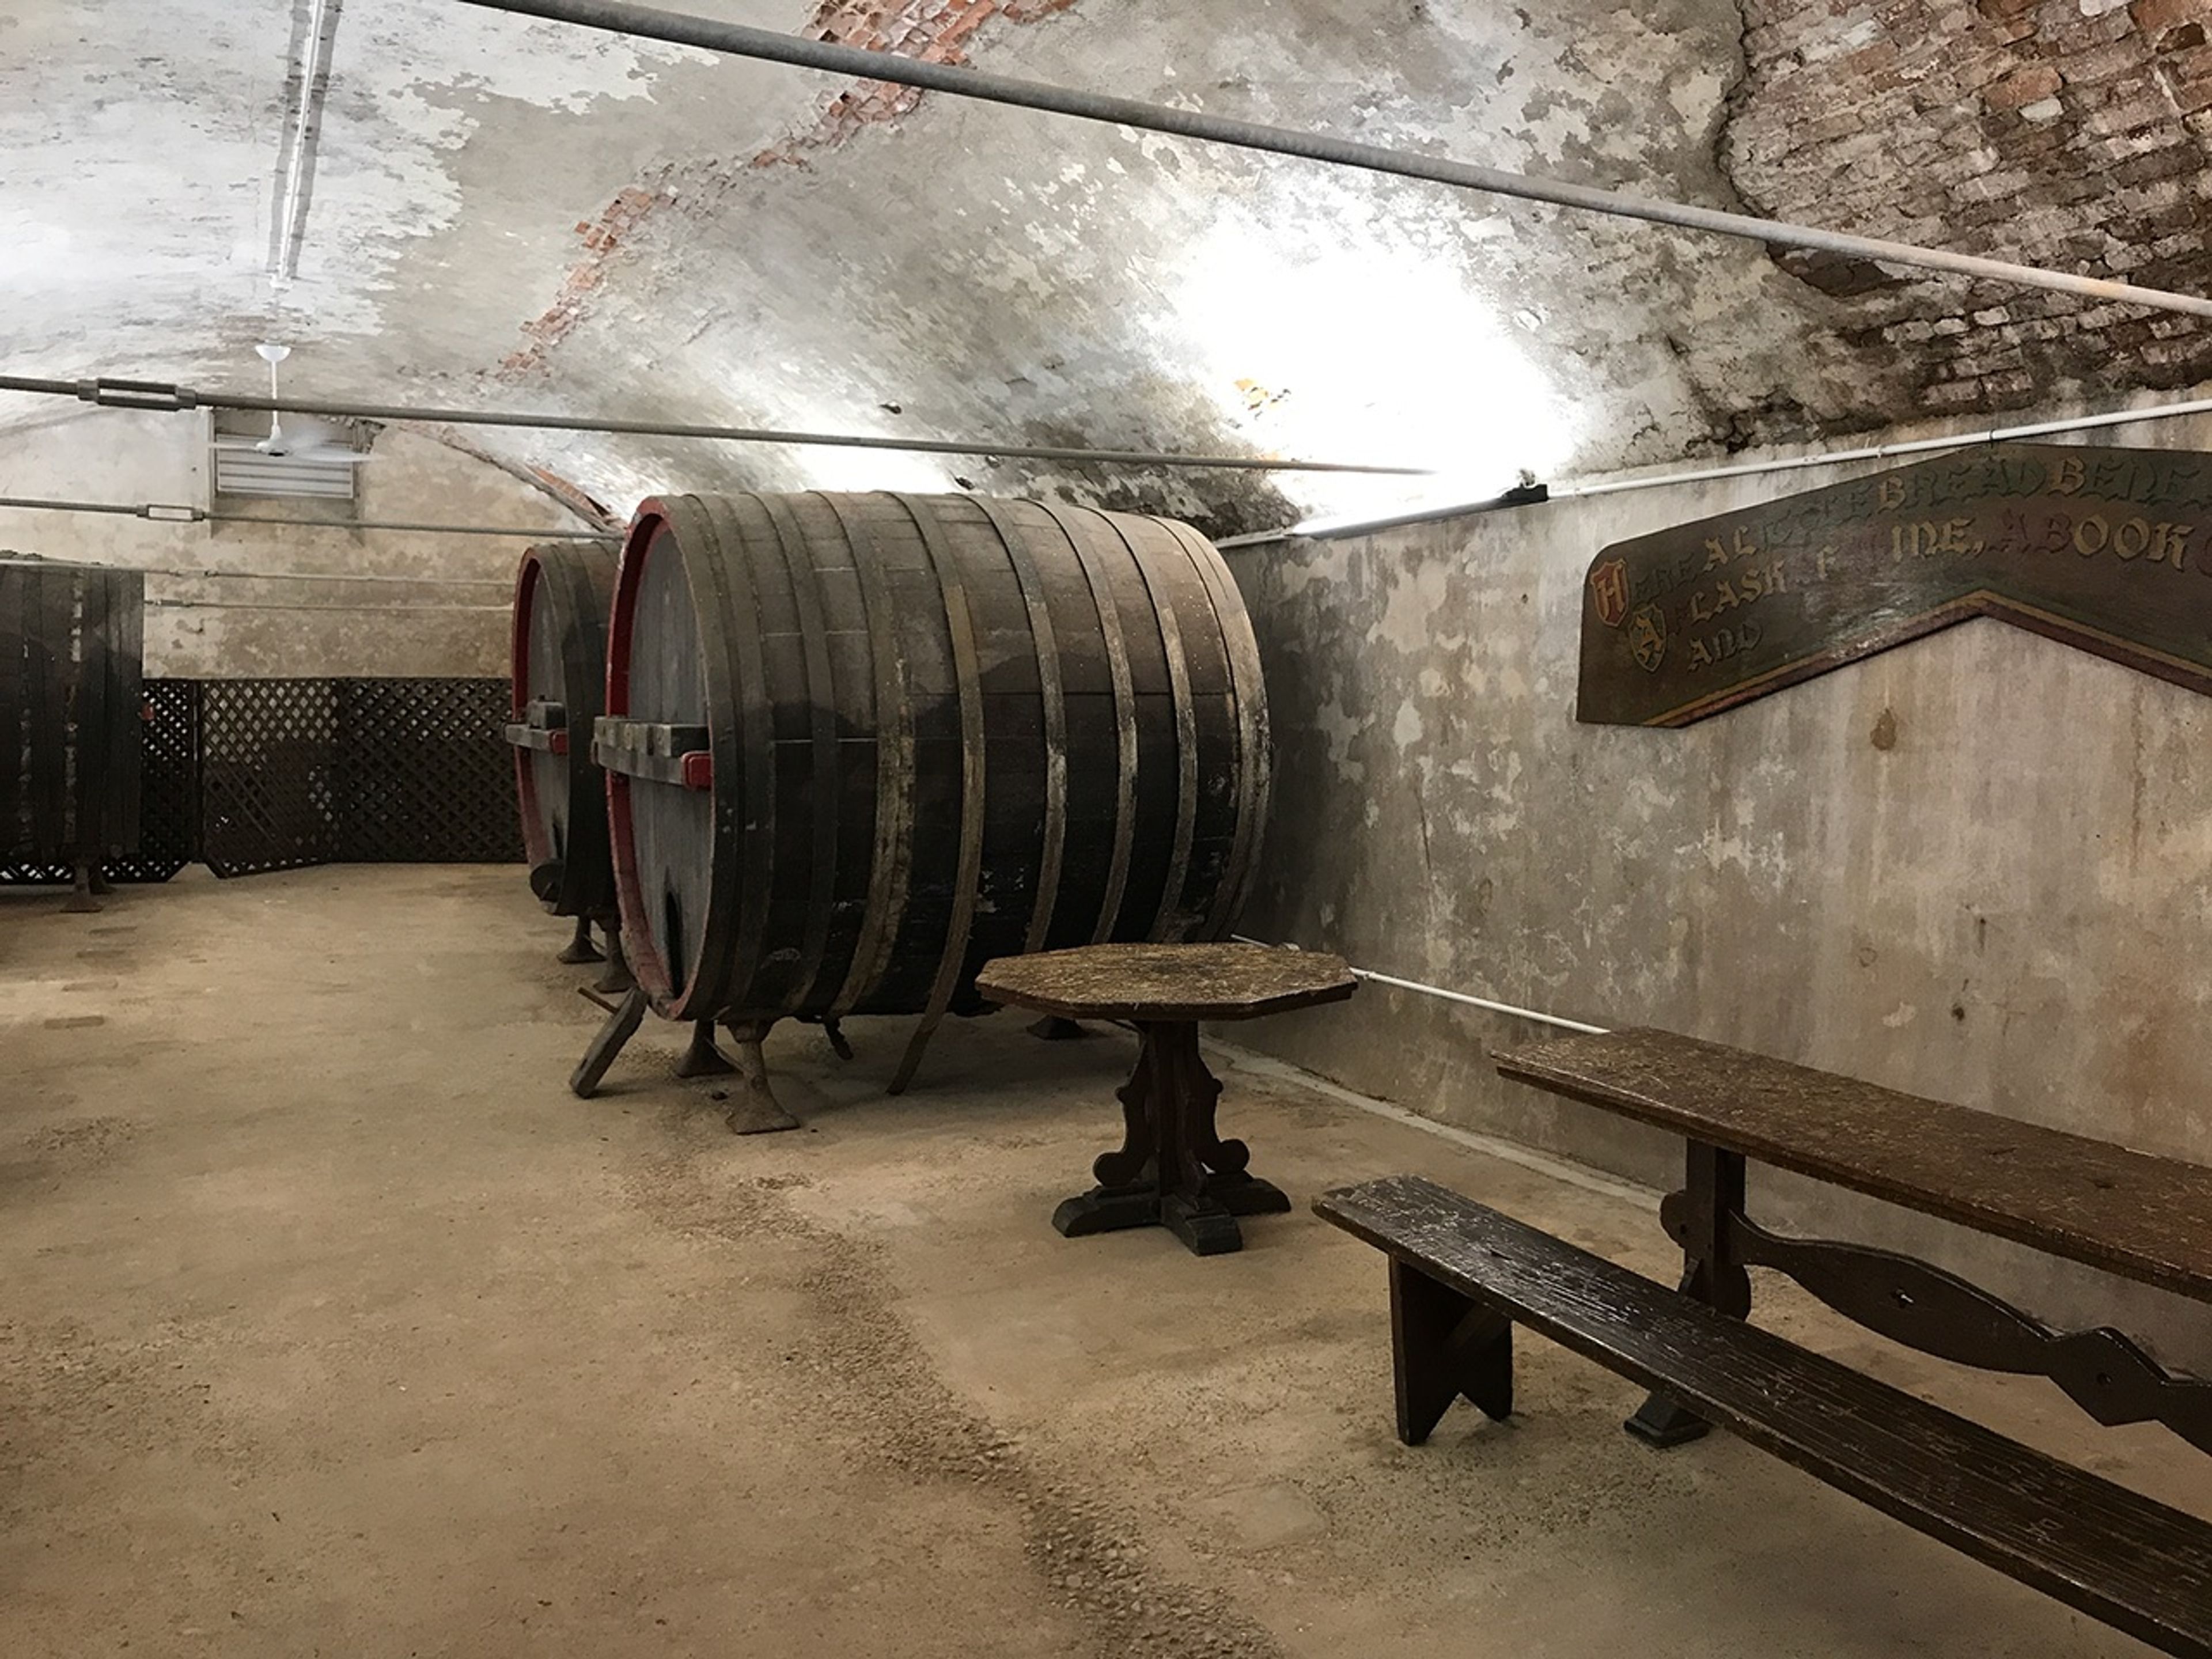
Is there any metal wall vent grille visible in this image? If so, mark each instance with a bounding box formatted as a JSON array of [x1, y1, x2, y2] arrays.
[[210, 446, 359, 500]]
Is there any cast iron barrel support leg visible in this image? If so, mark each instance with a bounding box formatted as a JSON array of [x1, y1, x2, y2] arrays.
[[592, 920, 632, 996], [719, 1017, 800, 1135], [558, 915, 603, 965], [62, 855, 101, 914], [1627, 1139, 1751, 1448], [676, 1018, 737, 1078]]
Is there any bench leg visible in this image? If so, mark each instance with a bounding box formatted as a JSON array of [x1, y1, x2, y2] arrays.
[[1390, 1259, 1513, 1445], [1629, 1141, 1751, 1449]]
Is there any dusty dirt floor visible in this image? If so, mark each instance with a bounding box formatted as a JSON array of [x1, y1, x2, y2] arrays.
[[3, 866, 2206, 1657]]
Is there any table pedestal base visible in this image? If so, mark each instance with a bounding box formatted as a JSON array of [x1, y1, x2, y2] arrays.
[[1054, 1171, 1290, 1256], [1052, 1019, 1287, 1257]]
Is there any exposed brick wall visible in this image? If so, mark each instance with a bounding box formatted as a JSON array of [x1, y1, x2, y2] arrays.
[[754, 0, 1078, 164], [1725, 0, 2212, 418]]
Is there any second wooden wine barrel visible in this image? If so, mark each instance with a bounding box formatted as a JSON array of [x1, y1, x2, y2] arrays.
[[505, 542, 618, 918], [0, 556, 145, 869], [596, 492, 1269, 1055]]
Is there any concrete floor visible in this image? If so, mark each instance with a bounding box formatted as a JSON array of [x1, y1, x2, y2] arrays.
[[3, 867, 2204, 1658]]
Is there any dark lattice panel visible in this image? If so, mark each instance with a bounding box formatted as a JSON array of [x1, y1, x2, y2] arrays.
[[0, 677, 199, 885], [334, 679, 521, 863], [0, 861, 75, 885], [113, 677, 199, 880], [4, 677, 518, 882], [200, 679, 342, 877]]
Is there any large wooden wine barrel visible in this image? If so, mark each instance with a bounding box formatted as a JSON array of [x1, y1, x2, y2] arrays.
[[0, 557, 145, 867], [596, 493, 1269, 1067], [505, 543, 618, 918]]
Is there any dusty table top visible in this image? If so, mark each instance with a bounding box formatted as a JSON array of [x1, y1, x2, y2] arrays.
[[1495, 1026, 2212, 1305], [975, 942, 1357, 1023]]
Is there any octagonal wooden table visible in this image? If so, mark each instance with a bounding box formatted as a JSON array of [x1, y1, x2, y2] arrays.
[[975, 942, 1358, 1256]]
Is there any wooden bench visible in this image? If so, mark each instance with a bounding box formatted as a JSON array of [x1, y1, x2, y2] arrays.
[[1495, 1028, 2212, 1456], [1316, 1176, 2212, 1657], [1315, 1027, 2212, 1657]]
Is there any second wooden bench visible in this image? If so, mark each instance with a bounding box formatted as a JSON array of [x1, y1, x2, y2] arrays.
[[1316, 1027, 2212, 1657]]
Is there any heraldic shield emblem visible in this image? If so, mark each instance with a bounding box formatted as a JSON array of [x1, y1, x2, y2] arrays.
[[1627, 604, 1667, 673], [1588, 557, 1630, 629]]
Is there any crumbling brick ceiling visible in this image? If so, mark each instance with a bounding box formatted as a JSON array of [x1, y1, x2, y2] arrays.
[[501, 0, 1081, 378], [1724, 0, 2212, 415]]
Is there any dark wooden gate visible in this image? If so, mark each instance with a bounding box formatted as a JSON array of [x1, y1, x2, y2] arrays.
[[0, 558, 146, 868], [0, 677, 199, 887]]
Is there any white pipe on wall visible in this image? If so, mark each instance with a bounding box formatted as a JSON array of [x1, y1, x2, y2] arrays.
[[1232, 935, 1610, 1036]]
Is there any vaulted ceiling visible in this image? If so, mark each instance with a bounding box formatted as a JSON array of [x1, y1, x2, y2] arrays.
[[5, 0, 2208, 536]]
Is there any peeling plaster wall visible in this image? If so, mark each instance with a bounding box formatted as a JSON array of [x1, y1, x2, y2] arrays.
[[1225, 409, 2212, 1370], [0, 1, 791, 376], [2, 0, 1920, 542], [469, 0, 1898, 534], [0, 411, 595, 677], [7, 1, 2212, 542]]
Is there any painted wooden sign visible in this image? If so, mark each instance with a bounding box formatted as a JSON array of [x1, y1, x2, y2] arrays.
[[1577, 443, 2212, 727]]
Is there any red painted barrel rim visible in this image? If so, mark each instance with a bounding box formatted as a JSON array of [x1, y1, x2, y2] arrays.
[[510, 548, 555, 873], [604, 499, 688, 1015]]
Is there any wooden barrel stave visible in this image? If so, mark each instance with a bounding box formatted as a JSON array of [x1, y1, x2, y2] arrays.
[[855, 500, 966, 1017], [1040, 505, 1141, 949], [779, 492, 882, 1016], [601, 491, 1267, 1032], [934, 498, 1055, 990], [1176, 517, 1272, 938], [744, 492, 821, 1014]]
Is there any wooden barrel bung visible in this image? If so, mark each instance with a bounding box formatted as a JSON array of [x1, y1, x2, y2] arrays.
[[593, 491, 1270, 1111]]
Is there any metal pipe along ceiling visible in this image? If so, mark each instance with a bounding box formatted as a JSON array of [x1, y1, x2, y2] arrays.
[[269, 0, 347, 286], [1212, 390, 2212, 546], [0, 494, 616, 540], [0, 376, 1427, 477], [0, 556, 510, 588], [450, 0, 2212, 324]]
